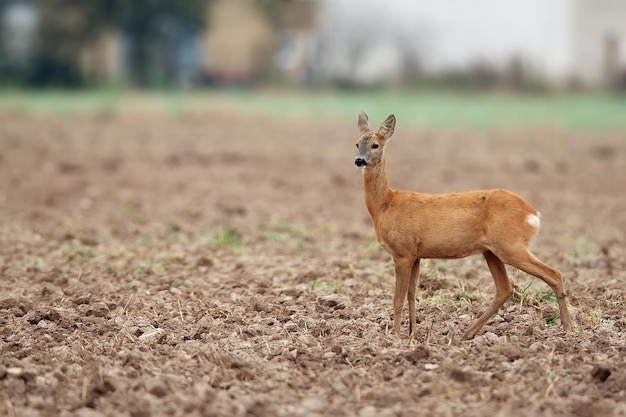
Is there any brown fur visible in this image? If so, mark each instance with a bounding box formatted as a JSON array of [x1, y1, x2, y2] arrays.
[[354, 112, 573, 339]]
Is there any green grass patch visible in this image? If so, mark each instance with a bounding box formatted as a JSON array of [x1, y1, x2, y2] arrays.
[[262, 221, 309, 250], [2, 88, 626, 132], [222, 90, 626, 131], [135, 236, 153, 247], [25, 257, 45, 272], [53, 243, 95, 261], [0, 89, 122, 115], [565, 236, 595, 267], [419, 289, 452, 305], [121, 203, 141, 218], [421, 264, 446, 280], [263, 220, 307, 242], [210, 228, 243, 249], [308, 279, 335, 291], [513, 281, 557, 307], [546, 314, 559, 326]]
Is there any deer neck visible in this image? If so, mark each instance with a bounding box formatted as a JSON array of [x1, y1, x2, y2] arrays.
[[362, 158, 392, 220]]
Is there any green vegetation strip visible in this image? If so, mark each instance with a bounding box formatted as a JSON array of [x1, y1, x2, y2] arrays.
[[1, 89, 625, 131]]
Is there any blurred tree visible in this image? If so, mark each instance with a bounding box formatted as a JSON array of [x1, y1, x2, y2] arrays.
[[0, 1, 8, 82], [27, 0, 210, 86], [28, 0, 91, 86], [257, 0, 293, 28], [2, 0, 295, 87], [108, 0, 209, 86], [0, 0, 38, 84]]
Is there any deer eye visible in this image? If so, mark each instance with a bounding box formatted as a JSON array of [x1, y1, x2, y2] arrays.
[[372, 143, 379, 149]]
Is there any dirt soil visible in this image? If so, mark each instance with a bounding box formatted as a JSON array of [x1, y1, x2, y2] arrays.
[[1, 112, 625, 417]]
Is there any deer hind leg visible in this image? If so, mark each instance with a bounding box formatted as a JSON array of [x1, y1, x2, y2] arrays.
[[392, 257, 414, 336], [498, 246, 573, 333], [408, 259, 421, 335], [463, 251, 512, 340]]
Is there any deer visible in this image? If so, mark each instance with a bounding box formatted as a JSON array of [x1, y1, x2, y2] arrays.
[[354, 112, 573, 340]]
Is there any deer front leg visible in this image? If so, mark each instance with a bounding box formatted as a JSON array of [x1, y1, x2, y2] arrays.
[[408, 259, 421, 335], [392, 257, 414, 336]]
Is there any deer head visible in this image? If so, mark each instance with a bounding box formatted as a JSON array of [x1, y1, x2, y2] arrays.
[[354, 112, 396, 169]]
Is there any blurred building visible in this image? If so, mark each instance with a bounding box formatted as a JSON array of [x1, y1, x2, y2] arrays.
[[572, 0, 626, 88], [202, 0, 316, 85], [202, 0, 275, 85], [80, 30, 123, 83]]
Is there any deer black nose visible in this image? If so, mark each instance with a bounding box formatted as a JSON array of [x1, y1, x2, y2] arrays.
[[355, 157, 367, 167]]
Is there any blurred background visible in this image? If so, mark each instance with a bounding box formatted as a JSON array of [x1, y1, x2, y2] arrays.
[[1, 0, 625, 91], [0, 0, 625, 131]]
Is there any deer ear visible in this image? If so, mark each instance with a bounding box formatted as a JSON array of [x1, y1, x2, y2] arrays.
[[378, 114, 396, 140], [358, 111, 370, 133]]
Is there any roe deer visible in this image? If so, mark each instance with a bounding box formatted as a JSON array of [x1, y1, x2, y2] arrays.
[[354, 112, 573, 339]]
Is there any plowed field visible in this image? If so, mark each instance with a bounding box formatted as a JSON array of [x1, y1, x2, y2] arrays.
[[1, 112, 625, 416]]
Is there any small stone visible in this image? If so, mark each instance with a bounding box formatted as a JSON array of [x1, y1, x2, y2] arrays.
[[283, 321, 299, 333], [322, 351, 336, 359], [424, 363, 439, 370], [483, 332, 499, 342], [149, 384, 168, 398], [282, 348, 297, 361], [447, 347, 463, 358], [86, 302, 109, 317], [196, 256, 214, 267], [358, 405, 378, 417], [500, 343, 524, 361], [138, 328, 165, 341], [405, 346, 430, 364], [6, 367, 23, 377], [301, 396, 328, 412], [589, 398, 618, 416], [329, 380, 349, 395], [331, 345, 343, 354], [319, 295, 345, 309], [449, 367, 473, 383], [74, 407, 106, 417]]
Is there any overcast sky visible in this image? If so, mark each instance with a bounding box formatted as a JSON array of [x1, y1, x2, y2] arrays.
[[317, 0, 572, 80]]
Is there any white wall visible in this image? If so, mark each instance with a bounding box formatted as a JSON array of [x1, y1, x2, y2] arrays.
[[571, 0, 626, 85]]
